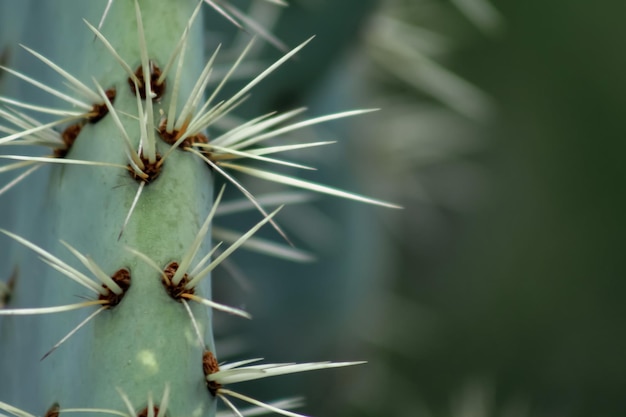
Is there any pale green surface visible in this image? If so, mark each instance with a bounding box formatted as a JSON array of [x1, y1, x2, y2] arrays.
[[0, 0, 218, 414]]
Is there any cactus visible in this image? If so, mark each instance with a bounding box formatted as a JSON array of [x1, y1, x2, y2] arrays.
[[0, 1, 397, 416]]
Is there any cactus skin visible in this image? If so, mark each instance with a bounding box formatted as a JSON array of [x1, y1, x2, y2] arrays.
[[0, 0, 217, 414]]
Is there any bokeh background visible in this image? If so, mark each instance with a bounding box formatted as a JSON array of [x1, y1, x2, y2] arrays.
[[212, 0, 626, 416]]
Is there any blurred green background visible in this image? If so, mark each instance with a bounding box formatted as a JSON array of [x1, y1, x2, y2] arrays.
[[219, 0, 626, 416], [339, 0, 626, 416]]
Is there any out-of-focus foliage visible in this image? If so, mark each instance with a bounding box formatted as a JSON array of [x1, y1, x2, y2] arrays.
[[337, 0, 626, 416]]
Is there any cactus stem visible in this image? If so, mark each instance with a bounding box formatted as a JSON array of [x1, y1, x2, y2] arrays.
[[93, 79, 146, 174], [84, 18, 140, 86], [124, 247, 168, 279], [117, 182, 145, 240], [0, 266, 16, 308], [92, 1, 206, 141], [40, 306, 108, 361], [181, 298, 206, 348], [132, 0, 157, 164], [172, 185, 226, 286]]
